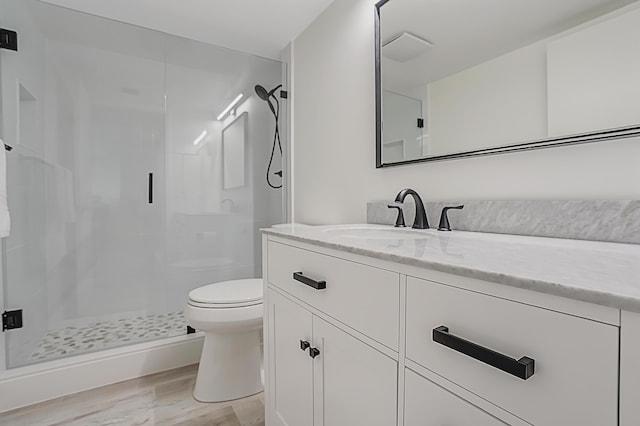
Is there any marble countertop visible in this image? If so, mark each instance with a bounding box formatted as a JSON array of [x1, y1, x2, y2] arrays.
[[262, 224, 640, 313]]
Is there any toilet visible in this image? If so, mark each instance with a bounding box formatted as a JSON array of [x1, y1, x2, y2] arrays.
[[185, 278, 264, 402]]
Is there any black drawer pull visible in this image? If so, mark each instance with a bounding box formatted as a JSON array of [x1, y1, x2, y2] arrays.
[[432, 326, 535, 380], [293, 272, 326, 290], [309, 347, 320, 359]]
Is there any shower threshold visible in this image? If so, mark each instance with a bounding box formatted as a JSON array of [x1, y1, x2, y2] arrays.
[[29, 311, 187, 364]]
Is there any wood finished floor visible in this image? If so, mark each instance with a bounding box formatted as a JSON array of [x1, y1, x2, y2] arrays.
[[0, 364, 264, 426]]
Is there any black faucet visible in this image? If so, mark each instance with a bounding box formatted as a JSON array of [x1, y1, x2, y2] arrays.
[[394, 189, 429, 229]]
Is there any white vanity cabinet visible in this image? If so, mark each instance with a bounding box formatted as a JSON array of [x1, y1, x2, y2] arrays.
[[264, 239, 399, 426], [263, 234, 623, 426]]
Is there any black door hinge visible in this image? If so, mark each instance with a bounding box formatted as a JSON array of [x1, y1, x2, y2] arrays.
[[0, 28, 18, 51], [2, 310, 23, 331], [279, 90, 288, 99], [417, 118, 424, 128]]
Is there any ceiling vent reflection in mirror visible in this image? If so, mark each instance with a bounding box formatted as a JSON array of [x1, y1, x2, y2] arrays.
[[382, 32, 433, 62]]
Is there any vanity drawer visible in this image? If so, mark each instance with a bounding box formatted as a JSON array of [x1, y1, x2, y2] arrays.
[[404, 369, 508, 426], [405, 276, 618, 426], [267, 240, 400, 349]]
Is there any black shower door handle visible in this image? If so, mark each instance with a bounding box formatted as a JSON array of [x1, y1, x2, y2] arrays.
[[148, 173, 153, 204], [432, 325, 535, 380]]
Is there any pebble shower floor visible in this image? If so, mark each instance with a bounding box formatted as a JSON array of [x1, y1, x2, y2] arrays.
[[29, 311, 188, 362]]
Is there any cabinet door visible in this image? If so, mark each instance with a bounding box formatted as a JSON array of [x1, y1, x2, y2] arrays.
[[405, 369, 508, 426], [313, 316, 397, 426], [267, 290, 314, 426]]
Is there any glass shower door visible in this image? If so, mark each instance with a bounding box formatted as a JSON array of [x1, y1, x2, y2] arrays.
[[1, 0, 286, 369], [1, 0, 169, 368]]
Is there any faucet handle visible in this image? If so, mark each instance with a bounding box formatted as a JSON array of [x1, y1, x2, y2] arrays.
[[438, 205, 464, 231], [387, 205, 406, 228]]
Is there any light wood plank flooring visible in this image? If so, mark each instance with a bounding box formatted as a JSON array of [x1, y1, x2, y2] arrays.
[[0, 364, 264, 425]]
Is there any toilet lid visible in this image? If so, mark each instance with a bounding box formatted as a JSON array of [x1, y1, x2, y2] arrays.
[[188, 278, 263, 307]]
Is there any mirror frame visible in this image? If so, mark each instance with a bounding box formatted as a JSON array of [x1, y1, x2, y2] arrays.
[[374, 0, 640, 168]]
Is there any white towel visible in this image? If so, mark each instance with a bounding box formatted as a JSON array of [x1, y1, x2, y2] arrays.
[[0, 138, 10, 237]]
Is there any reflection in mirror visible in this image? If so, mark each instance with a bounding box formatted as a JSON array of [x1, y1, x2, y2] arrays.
[[382, 91, 424, 162], [375, 0, 640, 167]]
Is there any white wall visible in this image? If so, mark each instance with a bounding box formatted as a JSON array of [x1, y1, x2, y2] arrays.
[[290, 0, 640, 225]]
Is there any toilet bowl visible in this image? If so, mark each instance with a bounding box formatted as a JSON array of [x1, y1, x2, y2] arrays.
[[185, 278, 264, 402]]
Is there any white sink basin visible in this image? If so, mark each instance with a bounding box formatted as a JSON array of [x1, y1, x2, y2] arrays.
[[321, 225, 433, 240]]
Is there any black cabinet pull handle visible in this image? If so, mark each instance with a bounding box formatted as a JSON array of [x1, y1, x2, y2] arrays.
[[300, 340, 310, 351], [293, 272, 326, 290], [432, 326, 535, 380], [148, 172, 153, 204], [309, 347, 320, 359]]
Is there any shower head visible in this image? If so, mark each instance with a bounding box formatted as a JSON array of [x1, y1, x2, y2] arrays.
[[255, 83, 282, 117], [255, 84, 282, 101], [254, 84, 270, 101], [256, 83, 284, 190]]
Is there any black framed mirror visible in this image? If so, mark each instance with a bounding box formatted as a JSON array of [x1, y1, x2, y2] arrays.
[[375, 0, 640, 168]]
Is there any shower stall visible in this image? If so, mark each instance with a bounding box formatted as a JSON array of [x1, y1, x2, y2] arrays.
[[0, 0, 285, 370]]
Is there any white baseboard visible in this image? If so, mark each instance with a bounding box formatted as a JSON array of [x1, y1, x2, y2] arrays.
[[0, 334, 204, 413]]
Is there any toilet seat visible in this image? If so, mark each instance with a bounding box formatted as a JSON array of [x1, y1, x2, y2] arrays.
[[188, 278, 263, 309]]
